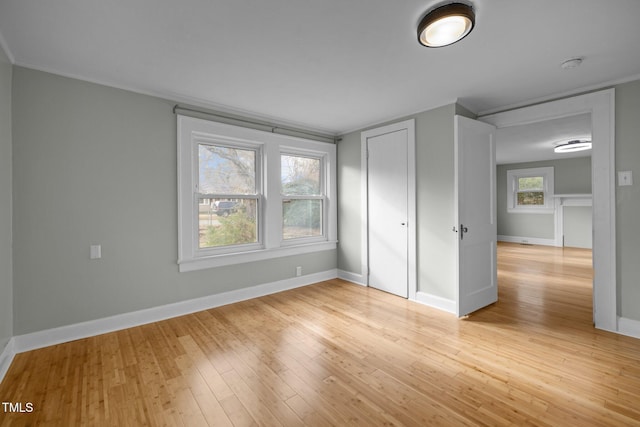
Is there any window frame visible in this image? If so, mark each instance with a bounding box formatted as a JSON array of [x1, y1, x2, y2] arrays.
[[195, 139, 263, 255], [506, 167, 555, 214], [280, 150, 327, 245], [177, 115, 337, 272]]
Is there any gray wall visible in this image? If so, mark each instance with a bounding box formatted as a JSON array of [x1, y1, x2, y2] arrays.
[[337, 79, 640, 323], [496, 157, 592, 239], [0, 48, 12, 353], [616, 79, 640, 321], [336, 130, 361, 274], [12, 67, 336, 335], [338, 103, 474, 301], [6, 67, 640, 334]]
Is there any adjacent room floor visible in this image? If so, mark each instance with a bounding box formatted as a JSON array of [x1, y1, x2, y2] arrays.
[[1, 243, 639, 426]]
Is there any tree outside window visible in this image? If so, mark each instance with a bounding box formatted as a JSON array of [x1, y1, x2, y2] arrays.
[[516, 176, 545, 206], [507, 167, 554, 214], [281, 154, 323, 240], [198, 144, 259, 248]]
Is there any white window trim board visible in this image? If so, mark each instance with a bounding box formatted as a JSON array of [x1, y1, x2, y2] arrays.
[[178, 115, 337, 272]]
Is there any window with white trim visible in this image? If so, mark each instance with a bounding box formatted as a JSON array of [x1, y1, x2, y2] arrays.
[[281, 153, 324, 242], [177, 115, 337, 272], [507, 167, 554, 213], [197, 142, 261, 251]]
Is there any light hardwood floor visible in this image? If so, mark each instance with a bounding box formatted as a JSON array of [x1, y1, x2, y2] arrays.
[[2, 243, 640, 426]]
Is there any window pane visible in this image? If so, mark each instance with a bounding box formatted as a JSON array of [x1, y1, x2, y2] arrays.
[[517, 191, 544, 205], [199, 144, 256, 194], [199, 198, 257, 248], [281, 155, 321, 196], [518, 176, 543, 191], [283, 199, 322, 239]]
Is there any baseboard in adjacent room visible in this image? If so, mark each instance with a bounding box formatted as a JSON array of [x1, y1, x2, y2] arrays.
[[498, 235, 557, 247]]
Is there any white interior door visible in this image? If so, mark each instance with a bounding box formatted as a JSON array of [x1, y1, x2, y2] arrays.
[[367, 128, 409, 297], [455, 115, 497, 316]]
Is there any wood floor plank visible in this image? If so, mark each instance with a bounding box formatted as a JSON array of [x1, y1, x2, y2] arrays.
[[2, 242, 640, 426]]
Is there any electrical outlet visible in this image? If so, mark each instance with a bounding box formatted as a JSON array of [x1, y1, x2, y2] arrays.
[[296, 266, 302, 277]]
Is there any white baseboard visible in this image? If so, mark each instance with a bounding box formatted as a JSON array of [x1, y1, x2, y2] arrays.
[[498, 235, 557, 247], [617, 317, 640, 340], [0, 338, 16, 384], [414, 291, 456, 315], [337, 269, 366, 286], [13, 269, 338, 354]]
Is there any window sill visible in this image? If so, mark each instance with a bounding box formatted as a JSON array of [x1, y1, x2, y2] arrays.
[[507, 208, 554, 214], [178, 240, 337, 272]]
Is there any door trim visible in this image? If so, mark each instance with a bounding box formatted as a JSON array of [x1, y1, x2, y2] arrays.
[[480, 89, 616, 332], [361, 119, 417, 299]]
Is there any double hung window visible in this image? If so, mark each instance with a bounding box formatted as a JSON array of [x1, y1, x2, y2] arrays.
[[506, 167, 554, 213], [281, 153, 324, 241], [178, 115, 336, 272], [197, 143, 260, 251]]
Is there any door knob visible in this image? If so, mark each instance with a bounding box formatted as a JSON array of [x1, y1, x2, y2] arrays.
[[460, 224, 469, 240]]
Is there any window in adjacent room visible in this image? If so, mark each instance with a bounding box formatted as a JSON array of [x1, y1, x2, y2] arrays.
[[507, 167, 554, 213], [177, 115, 337, 272]]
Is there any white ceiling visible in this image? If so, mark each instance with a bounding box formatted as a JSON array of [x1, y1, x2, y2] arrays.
[[494, 113, 592, 165], [0, 0, 639, 136]]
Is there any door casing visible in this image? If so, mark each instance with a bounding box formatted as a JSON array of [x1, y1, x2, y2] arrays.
[[361, 119, 416, 299], [480, 89, 616, 332]]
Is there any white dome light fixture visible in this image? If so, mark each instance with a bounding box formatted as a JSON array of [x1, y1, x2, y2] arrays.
[[554, 139, 592, 153], [418, 3, 475, 48]]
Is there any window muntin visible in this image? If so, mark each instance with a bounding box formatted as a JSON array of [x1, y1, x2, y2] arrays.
[[507, 167, 554, 213], [281, 154, 324, 240]]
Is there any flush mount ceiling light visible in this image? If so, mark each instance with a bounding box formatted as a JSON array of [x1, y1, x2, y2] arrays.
[[554, 139, 592, 153], [561, 57, 584, 69], [417, 2, 475, 47]]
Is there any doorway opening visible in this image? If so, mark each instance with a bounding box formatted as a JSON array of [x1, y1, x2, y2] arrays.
[[480, 89, 616, 332], [496, 242, 594, 327]]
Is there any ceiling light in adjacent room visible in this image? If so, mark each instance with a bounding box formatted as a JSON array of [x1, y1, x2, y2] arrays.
[[418, 3, 475, 47], [554, 139, 592, 153], [561, 57, 584, 69]]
